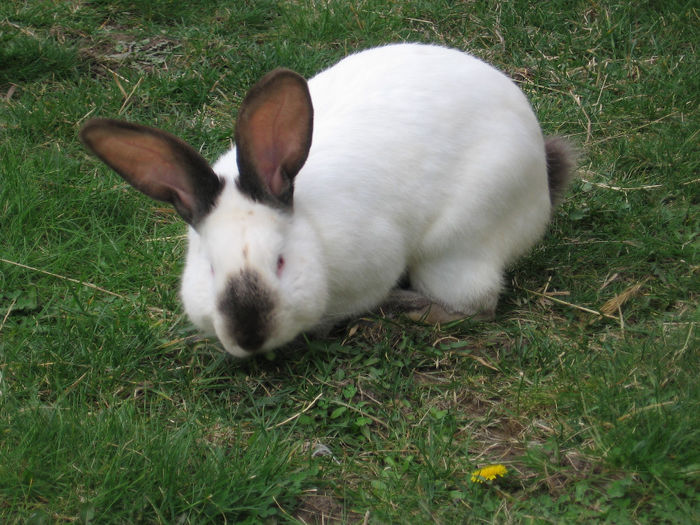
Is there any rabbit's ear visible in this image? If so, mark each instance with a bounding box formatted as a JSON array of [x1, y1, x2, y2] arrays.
[[80, 119, 222, 226], [235, 68, 313, 208]]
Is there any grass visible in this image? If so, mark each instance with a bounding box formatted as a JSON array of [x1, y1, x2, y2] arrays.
[[1, 0, 698, 522]]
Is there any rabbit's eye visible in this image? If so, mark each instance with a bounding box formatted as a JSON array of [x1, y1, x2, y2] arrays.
[[210, 264, 215, 276], [276, 255, 285, 277]]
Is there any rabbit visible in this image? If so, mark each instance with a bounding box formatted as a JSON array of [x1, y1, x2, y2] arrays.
[[80, 42, 575, 358]]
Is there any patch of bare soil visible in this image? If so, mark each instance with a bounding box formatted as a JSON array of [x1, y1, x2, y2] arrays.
[[294, 490, 365, 524]]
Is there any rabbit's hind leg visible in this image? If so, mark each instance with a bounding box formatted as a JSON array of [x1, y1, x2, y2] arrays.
[[400, 254, 502, 323]]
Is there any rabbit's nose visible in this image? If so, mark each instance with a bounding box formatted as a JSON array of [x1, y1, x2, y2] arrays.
[[217, 269, 275, 353]]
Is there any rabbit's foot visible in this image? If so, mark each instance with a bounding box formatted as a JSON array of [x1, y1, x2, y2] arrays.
[[381, 289, 495, 324]]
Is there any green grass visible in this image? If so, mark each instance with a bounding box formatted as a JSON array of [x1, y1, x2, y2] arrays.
[[1, 0, 698, 522]]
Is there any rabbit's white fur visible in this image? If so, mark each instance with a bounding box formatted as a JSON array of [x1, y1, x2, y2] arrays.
[[181, 43, 555, 356]]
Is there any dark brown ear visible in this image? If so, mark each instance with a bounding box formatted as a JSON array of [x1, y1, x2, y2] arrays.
[[234, 68, 313, 208], [79, 118, 222, 226]]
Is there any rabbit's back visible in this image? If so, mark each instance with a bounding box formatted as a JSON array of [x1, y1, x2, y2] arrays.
[[294, 44, 551, 317]]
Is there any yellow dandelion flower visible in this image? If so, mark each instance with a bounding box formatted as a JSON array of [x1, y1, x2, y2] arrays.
[[470, 464, 508, 483]]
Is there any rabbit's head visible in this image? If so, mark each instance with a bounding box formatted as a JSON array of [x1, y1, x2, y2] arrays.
[[81, 69, 327, 356]]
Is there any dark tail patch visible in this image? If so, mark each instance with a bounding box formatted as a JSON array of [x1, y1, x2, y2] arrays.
[[545, 137, 577, 207]]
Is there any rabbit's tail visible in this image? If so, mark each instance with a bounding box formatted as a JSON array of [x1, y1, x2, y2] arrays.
[[545, 137, 577, 207]]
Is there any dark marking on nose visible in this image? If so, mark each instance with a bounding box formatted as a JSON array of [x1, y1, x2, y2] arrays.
[[218, 269, 274, 352]]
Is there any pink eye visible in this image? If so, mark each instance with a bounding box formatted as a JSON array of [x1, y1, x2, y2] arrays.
[[276, 255, 285, 276]]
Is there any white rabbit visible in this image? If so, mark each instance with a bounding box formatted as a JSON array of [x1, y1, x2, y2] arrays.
[[80, 43, 574, 357]]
